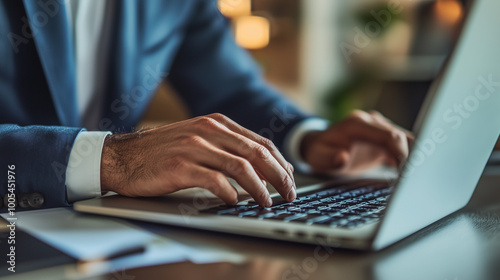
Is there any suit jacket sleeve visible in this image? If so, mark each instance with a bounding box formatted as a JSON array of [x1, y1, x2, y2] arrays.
[[0, 124, 83, 210], [168, 0, 311, 155]]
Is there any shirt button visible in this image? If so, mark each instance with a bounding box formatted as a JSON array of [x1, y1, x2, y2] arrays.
[[28, 193, 45, 208], [18, 193, 31, 208]]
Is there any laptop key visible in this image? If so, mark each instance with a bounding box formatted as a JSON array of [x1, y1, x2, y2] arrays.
[[311, 218, 334, 226], [326, 212, 345, 218], [263, 213, 296, 220], [255, 208, 273, 215], [216, 208, 239, 215], [238, 210, 258, 217], [284, 213, 308, 222], [305, 209, 321, 215], [306, 215, 331, 224], [259, 212, 277, 219]]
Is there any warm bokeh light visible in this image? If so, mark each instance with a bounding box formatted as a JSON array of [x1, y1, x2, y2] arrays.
[[434, 0, 463, 25], [234, 16, 270, 49], [218, 0, 251, 18]]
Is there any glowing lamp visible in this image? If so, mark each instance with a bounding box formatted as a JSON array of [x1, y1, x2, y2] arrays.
[[234, 16, 270, 50], [434, 0, 463, 25]]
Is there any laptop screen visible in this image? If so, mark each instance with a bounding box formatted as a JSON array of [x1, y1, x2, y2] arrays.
[[374, 0, 500, 249]]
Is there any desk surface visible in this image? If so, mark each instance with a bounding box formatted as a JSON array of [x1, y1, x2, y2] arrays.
[[116, 167, 500, 280], [6, 167, 500, 280]]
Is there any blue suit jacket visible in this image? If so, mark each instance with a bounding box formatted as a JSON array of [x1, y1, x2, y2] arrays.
[[0, 0, 309, 209]]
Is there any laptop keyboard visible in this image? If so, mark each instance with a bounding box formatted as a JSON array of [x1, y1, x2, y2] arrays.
[[201, 182, 393, 229]]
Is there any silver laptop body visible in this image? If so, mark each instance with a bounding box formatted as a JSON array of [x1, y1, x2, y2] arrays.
[[75, 0, 500, 250]]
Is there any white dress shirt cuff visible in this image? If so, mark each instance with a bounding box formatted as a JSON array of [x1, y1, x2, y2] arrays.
[[284, 118, 330, 174], [66, 131, 112, 203]]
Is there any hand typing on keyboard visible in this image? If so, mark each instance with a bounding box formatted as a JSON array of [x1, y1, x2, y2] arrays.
[[300, 110, 414, 175], [101, 114, 296, 208]]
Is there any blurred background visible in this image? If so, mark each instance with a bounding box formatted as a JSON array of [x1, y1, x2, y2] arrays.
[[140, 0, 469, 131]]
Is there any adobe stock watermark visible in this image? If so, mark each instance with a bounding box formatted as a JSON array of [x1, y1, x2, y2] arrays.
[[51, 132, 105, 183], [51, 63, 168, 182], [340, 0, 406, 64], [258, 105, 299, 142], [401, 74, 500, 177], [8, 0, 64, 54], [178, 190, 216, 225], [98, 64, 169, 132], [236, 103, 299, 166], [281, 237, 334, 280]]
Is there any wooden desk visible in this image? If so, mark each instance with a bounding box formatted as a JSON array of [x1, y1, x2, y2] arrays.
[[112, 167, 500, 280]]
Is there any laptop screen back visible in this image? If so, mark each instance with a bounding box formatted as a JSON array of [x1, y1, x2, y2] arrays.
[[373, 0, 500, 250]]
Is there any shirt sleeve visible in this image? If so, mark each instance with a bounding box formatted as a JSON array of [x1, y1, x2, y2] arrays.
[[65, 131, 111, 203], [284, 118, 330, 173], [0, 124, 84, 210]]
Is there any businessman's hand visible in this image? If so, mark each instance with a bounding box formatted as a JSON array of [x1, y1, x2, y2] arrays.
[[301, 110, 413, 174], [100, 113, 296, 207]]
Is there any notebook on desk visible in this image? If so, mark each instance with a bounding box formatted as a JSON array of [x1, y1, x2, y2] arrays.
[[75, 0, 500, 250]]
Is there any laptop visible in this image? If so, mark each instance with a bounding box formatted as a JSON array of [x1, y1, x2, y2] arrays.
[[75, 0, 500, 250]]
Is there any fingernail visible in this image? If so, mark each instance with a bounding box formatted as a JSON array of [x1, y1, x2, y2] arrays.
[[287, 188, 296, 201], [267, 197, 273, 207], [262, 179, 267, 187]]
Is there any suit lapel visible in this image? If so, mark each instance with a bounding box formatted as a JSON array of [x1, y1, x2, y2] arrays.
[[22, 0, 79, 127]]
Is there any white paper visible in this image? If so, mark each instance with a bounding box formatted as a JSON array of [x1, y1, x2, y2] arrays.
[[1, 208, 245, 277], [1, 207, 246, 276], [2, 208, 157, 261]]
